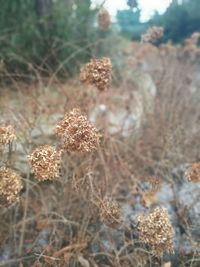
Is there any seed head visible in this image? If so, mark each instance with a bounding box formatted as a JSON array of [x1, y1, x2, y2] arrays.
[[185, 162, 200, 182], [29, 145, 62, 181], [0, 125, 16, 145], [97, 8, 111, 30], [0, 167, 22, 207], [99, 197, 121, 227], [148, 176, 162, 192], [80, 57, 112, 91], [141, 27, 164, 44], [55, 108, 100, 153], [138, 207, 174, 257]]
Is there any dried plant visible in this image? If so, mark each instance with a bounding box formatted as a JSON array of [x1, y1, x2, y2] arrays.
[[28, 145, 62, 181], [97, 8, 111, 30], [0, 167, 22, 206], [55, 108, 100, 153], [183, 32, 200, 59], [185, 162, 200, 182], [0, 125, 16, 145], [80, 57, 112, 91], [137, 207, 174, 257], [99, 197, 121, 227], [148, 176, 162, 192], [141, 26, 164, 44]]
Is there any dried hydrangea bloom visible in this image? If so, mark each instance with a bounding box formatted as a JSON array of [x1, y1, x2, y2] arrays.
[[80, 57, 112, 91], [97, 8, 111, 30], [0, 167, 22, 206], [55, 109, 100, 153], [0, 125, 16, 145], [185, 162, 200, 182], [141, 26, 164, 44], [100, 197, 121, 227], [138, 207, 174, 257], [185, 32, 200, 46], [148, 176, 162, 192], [183, 32, 200, 58], [29, 145, 62, 181]]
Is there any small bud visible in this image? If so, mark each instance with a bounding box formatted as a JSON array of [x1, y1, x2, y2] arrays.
[[99, 197, 121, 227], [185, 162, 200, 183], [141, 27, 164, 44], [0, 167, 22, 207], [0, 125, 16, 145], [97, 8, 111, 31]]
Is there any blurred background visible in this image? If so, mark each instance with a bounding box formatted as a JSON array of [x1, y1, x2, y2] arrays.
[[0, 0, 200, 78], [0, 1, 200, 266]]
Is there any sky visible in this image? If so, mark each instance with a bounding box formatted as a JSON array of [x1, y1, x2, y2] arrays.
[[93, 0, 173, 22]]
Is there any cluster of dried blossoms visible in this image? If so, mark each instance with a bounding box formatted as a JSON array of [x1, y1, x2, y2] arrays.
[[55, 108, 100, 153], [28, 145, 62, 181], [183, 32, 200, 57], [141, 26, 164, 44], [80, 57, 112, 91], [0, 167, 22, 206], [97, 8, 111, 30], [99, 197, 121, 227], [137, 207, 174, 257], [185, 162, 200, 182], [147, 176, 161, 193], [0, 125, 16, 145]]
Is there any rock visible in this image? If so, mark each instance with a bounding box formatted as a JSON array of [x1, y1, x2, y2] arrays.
[[33, 229, 50, 253], [0, 245, 12, 262], [89, 73, 157, 137], [177, 182, 200, 238], [132, 73, 157, 115], [89, 92, 143, 137], [91, 224, 125, 254]]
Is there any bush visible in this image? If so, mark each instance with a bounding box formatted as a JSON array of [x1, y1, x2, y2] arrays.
[[0, 0, 97, 76]]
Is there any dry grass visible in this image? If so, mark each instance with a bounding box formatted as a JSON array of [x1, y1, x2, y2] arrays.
[[0, 38, 200, 266]]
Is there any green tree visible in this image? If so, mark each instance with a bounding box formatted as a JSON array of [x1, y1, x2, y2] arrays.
[[0, 0, 97, 75], [150, 0, 200, 43]]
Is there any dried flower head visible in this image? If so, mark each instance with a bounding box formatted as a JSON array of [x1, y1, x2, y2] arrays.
[[185, 32, 200, 46], [55, 109, 100, 153], [141, 27, 164, 44], [183, 32, 200, 59], [0, 125, 16, 145], [185, 162, 200, 182], [148, 176, 162, 192], [0, 167, 22, 206], [80, 57, 112, 91], [97, 8, 111, 30], [29, 145, 62, 181], [99, 197, 121, 227], [137, 207, 174, 257]]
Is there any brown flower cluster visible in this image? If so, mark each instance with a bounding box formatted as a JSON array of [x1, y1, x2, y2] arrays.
[[29, 145, 62, 181], [0, 125, 16, 145], [137, 207, 174, 257], [185, 162, 200, 182], [183, 32, 200, 58], [148, 176, 162, 192], [0, 167, 22, 206], [97, 8, 111, 30], [99, 197, 121, 227], [141, 26, 164, 44], [55, 109, 100, 153], [80, 57, 112, 91]]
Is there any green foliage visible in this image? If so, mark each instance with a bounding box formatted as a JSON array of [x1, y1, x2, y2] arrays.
[[116, 8, 143, 40], [0, 0, 97, 75], [150, 0, 200, 43]]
